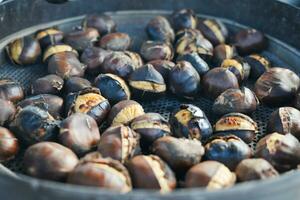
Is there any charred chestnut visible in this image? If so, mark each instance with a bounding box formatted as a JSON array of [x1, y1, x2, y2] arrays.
[[94, 73, 130, 105], [31, 74, 64, 95], [244, 54, 271, 80], [213, 87, 259, 116], [235, 158, 278, 181], [0, 79, 24, 103], [171, 9, 197, 31], [220, 57, 251, 82], [99, 32, 131, 51], [212, 44, 237, 67], [126, 155, 176, 192], [148, 60, 175, 81], [107, 100, 144, 126], [0, 127, 19, 162], [98, 125, 140, 163], [254, 67, 300, 106], [0, 99, 16, 126], [176, 52, 210, 75], [169, 104, 212, 141], [202, 67, 239, 99], [140, 41, 173, 62], [59, 113, 100, 156], [63, 77, 91, 95], [204, 135, 252, 170], [185, 161, 236, 190], [83, 14, 117, 35], [146, 16, 175, 43], [169, 61, 200, 99], [35, 28, 64, 49], [43, 44, 78, 62], [24, 142, 78, 181]]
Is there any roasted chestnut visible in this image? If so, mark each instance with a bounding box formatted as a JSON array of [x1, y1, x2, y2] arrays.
[[0, 79, 24, 103], [128, 64, 166, 99], [220, 57, 251, 82], [31, 74, 64, 95], [43, 44, 78, 62], [212, 44, 237, 67], [202, 67, 239, 99], [169, 104, 212, 141], [63, 77, 91, 95], [254, 67, 300, 106], [152, 136, 204, 175], [65, 88, 110, 125], [146, 16, 175, 43], [213, 87, 259, 116], [244, 54, 271, 80], [131, 113, 170, 150], [83, 14, 117, 35], [235, 158, 278, 182], [126, 155, 176, 192], [7, 36, 41, 65], [185, 161, 236, 190], [204, 135, 252, 170], [98, 125, 140, 163], [24, 142, 78, 181], [0, 99, 16, 127], [169, 61, 200, 99], [171, 9, 197, 31], [175, 28, 203, 43], [176, 52, 210, 75], [123, 51, 144, 69], [99, 32, 131, 51], [140, 41, 173, 62], [35, 28, 64, 49], [148, 60, 175, 81], [213, 113, 258, 143], [255, 132, 300, 172], [0, 127, 19, 162], [59, 113, 100, 156], [107, 100, 144, 126], [197, 19, 228, 46], [234, 29, 267, 55]]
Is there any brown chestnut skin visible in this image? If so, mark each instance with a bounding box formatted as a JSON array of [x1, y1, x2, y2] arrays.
[[43, 44, 78, 62], [255, 132, 300, 172], [234, 29, 267, 55], [83, 14, 117, 35], [212, 44, 238, 67], [204, 135, 252, 170], [0, 79, 24, 103], [35, 28, 64, 49], [235, 158, 279, 182], [146, 16, 175, 43], [63, 77, 91, 95], [24, 142, 78, 181], [107, 100, 145, 126], [126, 155, 176, 192], [99, 32, 131, 51], [0, 99, 16, 127], [151, 136, 204, 176], [213, 87, 259, 116], [98, 125, 140, 163], [254, 67, 300, 106], [176, 52, 210, 76], [185, 161, 236, 190], [202, 67, 239, 99], [31, 74, 64, 95], [169, 104, 213, 141], [59, 113, 100, 156], [140, 41, 174, 62], [148, 60, 175, 82], [169, 61, 201, 99], [0, 127, 19, 162], [171, 9, 197, 31], [244, 54, 271, 80], [8, 36, 41, 65], [123, 51, 144, 69]]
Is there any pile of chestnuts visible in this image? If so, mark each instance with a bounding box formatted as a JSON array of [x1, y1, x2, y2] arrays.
[[1, 8, 300, 194]]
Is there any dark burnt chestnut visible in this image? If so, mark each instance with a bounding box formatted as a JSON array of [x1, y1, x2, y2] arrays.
[[148, 60, 175, 82], [24, 142, 78, 181], [68, 152, 132, 192], [244, 54, 271, 80], [212, 44, 237, 67], [202, 67, 239, 99], [18, 94, 63, 119], [43, 44, 78, 62], [126, 155, 176, 192], [63, 77, 91, 95], [234, 29, 267, 55], [255, 132, 300, 172], [0, 99, 16, 126], [99, 32, 131, 51], [197, 19, 228, 46], [98, 125, 140, 163], [213, 87, 259, 116], [235, 158, 278, 182], [152, 136, 204, 175], [83, 14, 117, 35], [176, 52, 210, 75], [65, 88, 110, 125], [0, 79, 24, 103], [254, 67, 300, 106], [171, 9, 197, 31], [140, 41, 173, 62], [146, 16, 175, 43], [128, 64, 166, 99], [59, 113, 100, 156], [169, 104, 212, 141], [123, 51, 144, 69], [31, 74, 64, 95], [35, 28, 64, 49], [131, 113, 170, 150], [213, 113, 258, 143], [220, 57, 251, 82], [204, 135, 252, 170], [7, 36, 41, 65], [169, 61, 200, 99], [185, 161, 236, 190], [295, 91, 300, 110], [94, 73, 130, 105], [267, 107, 300, 140], [0, 127, 19, 162]]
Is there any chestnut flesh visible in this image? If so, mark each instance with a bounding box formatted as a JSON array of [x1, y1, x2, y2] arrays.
[[212, 44, 237, 67], [220, 56, 251, 82], [0, 127, 19, 162], [31, 74, 64, 95]]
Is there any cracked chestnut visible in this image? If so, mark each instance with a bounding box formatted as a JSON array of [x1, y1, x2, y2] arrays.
[[148, 60, 175, 82], [0, 127, 19, 162], [83, 14, 117, 35], [212, 44, 237, 67], [220, 57, 251, 82], [176, 52, 210, 75], [123, 51, 144, 69], [31, 74, 64, 95], [43, 44, 78, 62], [146, 16, 175, 43], [0, 79, 24, 103], [244, 54, 271, 80], [99, 32, 131, 51], [140, 41, 173, 62], [171, 9, 197, 31], [35, 28, 64, 49], [0, 99, 16, 126], [175, 28, 203, 43], [63, 77, 91, 95]]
